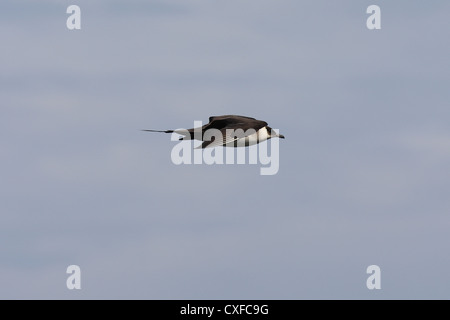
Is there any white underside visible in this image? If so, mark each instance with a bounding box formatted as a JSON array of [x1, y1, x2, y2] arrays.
[[224, 127, 270, 147]]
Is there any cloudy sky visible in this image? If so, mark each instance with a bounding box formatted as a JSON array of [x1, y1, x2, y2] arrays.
[[1, 0, 450, 299]]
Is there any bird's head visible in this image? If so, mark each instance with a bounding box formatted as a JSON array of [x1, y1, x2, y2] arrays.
[[267, 126, 285, 139]]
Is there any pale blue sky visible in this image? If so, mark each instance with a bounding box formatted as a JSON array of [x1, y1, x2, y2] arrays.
[[1, 0, 450, 299]]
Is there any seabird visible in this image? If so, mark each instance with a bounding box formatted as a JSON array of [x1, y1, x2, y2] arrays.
[[143, 115, 285, 148]]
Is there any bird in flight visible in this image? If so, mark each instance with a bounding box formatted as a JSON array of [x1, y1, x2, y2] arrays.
[[143, 115, 285, 148]]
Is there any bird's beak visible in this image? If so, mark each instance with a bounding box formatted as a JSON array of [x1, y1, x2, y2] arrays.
[[278, 134, 285, 139]]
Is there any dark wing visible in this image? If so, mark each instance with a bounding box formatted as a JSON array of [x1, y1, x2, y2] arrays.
[[208, 115, 258, 123], [186, 115, 267, 142], [206, 116, 267, 131], [183, 116, 246, 140], [183, 118, 231, 140]]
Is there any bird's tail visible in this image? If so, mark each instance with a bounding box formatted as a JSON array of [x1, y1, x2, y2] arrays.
[[142, 129, 174, 133], [142, 129, 192, 141]]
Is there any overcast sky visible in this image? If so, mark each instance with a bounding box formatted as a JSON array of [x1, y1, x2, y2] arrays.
[[1, 0, 450, 299]]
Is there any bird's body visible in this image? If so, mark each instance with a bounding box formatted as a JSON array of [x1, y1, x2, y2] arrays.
[[223, 126, 270, 147], [143, 115, 284, 148]]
